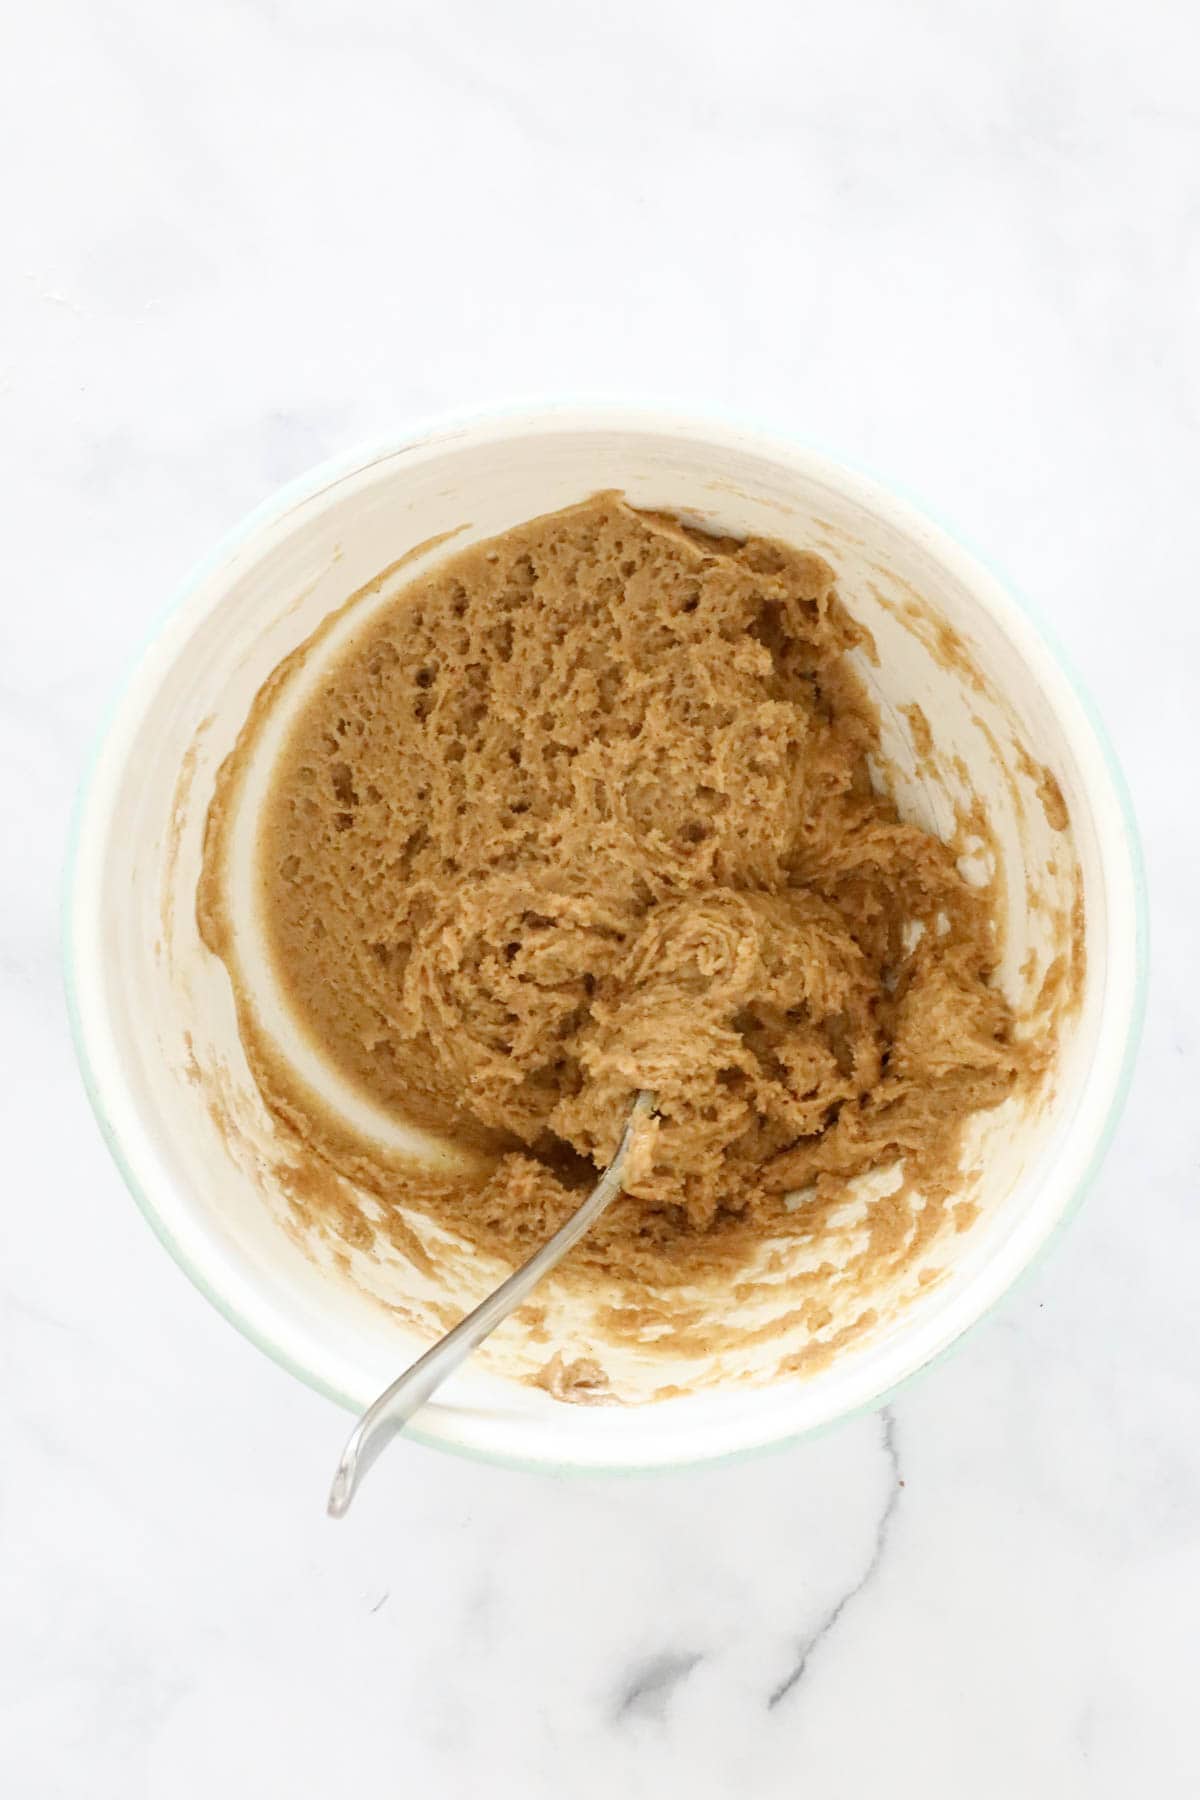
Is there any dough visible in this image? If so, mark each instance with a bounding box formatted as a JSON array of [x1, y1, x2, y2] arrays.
[[200, 495, 1044, 1289]]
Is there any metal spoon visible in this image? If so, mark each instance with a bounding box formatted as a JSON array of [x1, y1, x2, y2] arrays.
[[327, 1089, 655, 1517]]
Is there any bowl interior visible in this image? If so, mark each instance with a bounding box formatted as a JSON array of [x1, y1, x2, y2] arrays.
[[69, 415, 1140, 1468]]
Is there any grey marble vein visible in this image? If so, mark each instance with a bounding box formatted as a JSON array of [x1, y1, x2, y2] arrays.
[[767, 1409, 901, 1710], [613, 1650, 704, 1724]]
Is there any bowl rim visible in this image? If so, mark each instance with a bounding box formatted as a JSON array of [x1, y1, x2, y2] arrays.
[[62, 400, 1148, 1476]]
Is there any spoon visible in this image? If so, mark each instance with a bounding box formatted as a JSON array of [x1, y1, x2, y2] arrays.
[[327, 1089, 655, 1517]]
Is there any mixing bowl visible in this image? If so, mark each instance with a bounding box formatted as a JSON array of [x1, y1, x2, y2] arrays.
[[65, 406, 1145, 1470]]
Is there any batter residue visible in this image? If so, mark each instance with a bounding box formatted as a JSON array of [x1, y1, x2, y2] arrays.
[[199, 495, 1050, 1298]]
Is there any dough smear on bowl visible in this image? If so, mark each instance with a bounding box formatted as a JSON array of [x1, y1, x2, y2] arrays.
[[199, 495, 1058, 1309]]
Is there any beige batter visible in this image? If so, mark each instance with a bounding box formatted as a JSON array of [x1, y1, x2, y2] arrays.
[[192, 500, 1057, 1317], [199, 495, 1057, 1307]]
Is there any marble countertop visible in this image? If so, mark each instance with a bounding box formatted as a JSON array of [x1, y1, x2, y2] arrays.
[[3, 2, 1196, 1794]]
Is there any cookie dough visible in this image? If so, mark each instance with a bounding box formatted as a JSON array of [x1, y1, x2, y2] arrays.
[[200, 495, 1042, 1285]]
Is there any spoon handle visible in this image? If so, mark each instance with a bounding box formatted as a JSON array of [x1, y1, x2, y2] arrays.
[[327, 1090, 654, 1516]]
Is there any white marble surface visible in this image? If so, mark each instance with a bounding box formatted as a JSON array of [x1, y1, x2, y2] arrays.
[[2, 1, 1197, 1793]]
